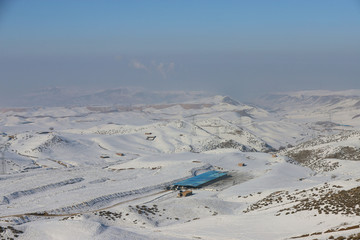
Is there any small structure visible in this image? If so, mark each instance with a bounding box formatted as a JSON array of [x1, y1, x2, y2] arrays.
[[178, 190, 192, 197], [146, 136, 156, 141], [37, 131, 50, 135]]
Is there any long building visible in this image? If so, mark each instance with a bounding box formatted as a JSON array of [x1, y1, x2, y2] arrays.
[[173, 170, 227, 188]]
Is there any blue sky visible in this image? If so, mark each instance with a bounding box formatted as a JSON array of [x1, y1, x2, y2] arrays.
[[1, 0, 360, 101]]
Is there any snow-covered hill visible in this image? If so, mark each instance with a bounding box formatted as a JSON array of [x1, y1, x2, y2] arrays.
[[1, 90, 360, 240], [257, 90, 360, 127], [280, 130, 360, 173]]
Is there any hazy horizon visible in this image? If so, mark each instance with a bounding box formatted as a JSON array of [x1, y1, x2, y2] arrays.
[[1, 0, 360, 104]]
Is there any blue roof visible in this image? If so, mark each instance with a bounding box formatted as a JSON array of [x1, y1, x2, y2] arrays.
[[174, 170, 227, 188]]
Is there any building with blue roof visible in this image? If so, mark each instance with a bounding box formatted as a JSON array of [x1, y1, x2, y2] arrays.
[[173, 170, 227, 188]]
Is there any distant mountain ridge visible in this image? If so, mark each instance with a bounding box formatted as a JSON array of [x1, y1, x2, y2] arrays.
[[256, 90, 360, 110], [1, 87, 213, 107]]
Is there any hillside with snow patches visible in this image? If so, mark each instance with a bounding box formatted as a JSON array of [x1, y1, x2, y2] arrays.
[[1, 91, 360, 239]]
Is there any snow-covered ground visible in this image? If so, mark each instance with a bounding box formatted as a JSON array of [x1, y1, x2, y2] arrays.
[[1, 91, 360, 240]]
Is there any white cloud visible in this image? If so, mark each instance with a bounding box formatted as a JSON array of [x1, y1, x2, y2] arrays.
[[156, 62, 175, 79], [130, 59, 175, 78], [130, 60, 148, 71]]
